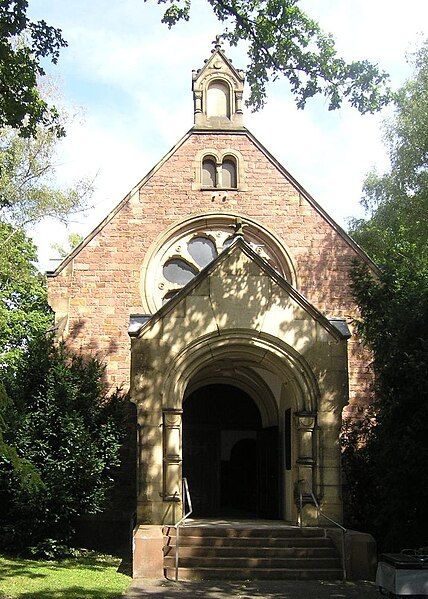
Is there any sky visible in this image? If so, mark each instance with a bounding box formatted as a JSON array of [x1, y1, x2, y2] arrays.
[[27, 0, 428, 271]]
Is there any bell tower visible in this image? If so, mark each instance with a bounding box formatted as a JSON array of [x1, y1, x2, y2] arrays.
[[192, 37, 245, 130]]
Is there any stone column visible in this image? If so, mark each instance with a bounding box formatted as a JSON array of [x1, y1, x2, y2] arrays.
[[194, 91, 202, 114], [235, 91, 243, 114], [194, 91, 203, 126], [162, 409, 182, 504], [295, 411, 318, 525], [216, 162, 222, 188]]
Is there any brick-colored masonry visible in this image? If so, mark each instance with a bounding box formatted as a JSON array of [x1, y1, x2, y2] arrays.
[[48, 130, 372, 417]]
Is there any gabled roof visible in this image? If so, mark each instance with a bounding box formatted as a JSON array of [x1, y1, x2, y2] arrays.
[[129, 237, 350, 341], [192, 47, 245, 85], [47, 127, 379, 278], [46, 129, 193, 276]]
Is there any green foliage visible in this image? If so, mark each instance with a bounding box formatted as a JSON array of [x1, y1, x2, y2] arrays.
[[51, 232, 84, 259], [0, 382, 43, 493], [0, 125, 93, 228], [0, 224, 50, 497], [0, 222, 52, 373], [0, 222, 124, 555], [349, 41, 428, 263], [344, 41, 428, 551], [0, 334, 126, 553], [343, 257, 428, 550], [150, 0, 391, 113], [0, 0, 67, 137]]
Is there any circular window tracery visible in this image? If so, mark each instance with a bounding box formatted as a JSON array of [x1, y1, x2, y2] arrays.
[[143, 215, 296, 312]]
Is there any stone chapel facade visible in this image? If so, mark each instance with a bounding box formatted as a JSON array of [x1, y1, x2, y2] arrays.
[[47, 45, 376, 577]]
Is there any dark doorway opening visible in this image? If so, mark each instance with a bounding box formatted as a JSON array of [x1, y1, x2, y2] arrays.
[[182, 384, 280, 518]]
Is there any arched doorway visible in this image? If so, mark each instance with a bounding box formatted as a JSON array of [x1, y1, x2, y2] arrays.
[[182, 383, 280, 518]]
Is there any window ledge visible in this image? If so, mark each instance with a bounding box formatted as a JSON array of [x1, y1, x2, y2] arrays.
[[201, 187, 239, 191]]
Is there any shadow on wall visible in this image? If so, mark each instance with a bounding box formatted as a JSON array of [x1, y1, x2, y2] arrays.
[[68, 318, 120, 360], [132, 243, 353, 527], [298, 227, 374, 416]]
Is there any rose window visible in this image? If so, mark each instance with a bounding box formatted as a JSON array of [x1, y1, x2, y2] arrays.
[[157, 227, 285, 306], [142, 216, 295, 313]]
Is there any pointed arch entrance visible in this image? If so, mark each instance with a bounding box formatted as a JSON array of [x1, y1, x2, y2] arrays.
[[159, 331, 322, 524]]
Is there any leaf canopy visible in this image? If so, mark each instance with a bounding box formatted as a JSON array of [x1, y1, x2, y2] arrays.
[[151, 0, 392, 113], [0, 0, 67, 137], [344, 40, 428, 551]]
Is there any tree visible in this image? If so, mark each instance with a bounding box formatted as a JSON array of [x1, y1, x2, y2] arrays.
[[348, 41, 428, 263], [0, 334, 126, 555], [343, 41, 428, 551], [0, 0, 67, 137], [0, 224, 46, 501], [0, 224, 125, 556], [0, 124, 93, 232], [1, 0, 391, 134], [0, 382, 42, 493], [51, 232, 83, 258], [0, 222, 52, 373], [150, 0, 391, 113]]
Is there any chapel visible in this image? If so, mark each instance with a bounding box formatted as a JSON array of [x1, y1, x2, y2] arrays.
[[47, 42, 376, 580]]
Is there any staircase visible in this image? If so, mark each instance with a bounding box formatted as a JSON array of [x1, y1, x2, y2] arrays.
[[163, 523, 343, 581]]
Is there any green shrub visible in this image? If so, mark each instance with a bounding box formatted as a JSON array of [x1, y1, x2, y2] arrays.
[[342, 256, 428, 551], [0, 334, 126, 554]]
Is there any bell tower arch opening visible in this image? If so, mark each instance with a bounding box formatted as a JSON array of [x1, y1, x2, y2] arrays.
[[206, 80, 231, 118]]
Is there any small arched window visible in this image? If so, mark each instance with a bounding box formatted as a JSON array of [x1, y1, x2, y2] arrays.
[[221, 156, 237, 188], [206, 80, 230, 118], [202, 157, 217, 187]]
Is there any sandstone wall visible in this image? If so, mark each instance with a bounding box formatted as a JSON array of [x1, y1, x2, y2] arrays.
[[48, 130, 373, 416]]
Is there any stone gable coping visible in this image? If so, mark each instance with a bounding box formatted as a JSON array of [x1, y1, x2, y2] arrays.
[[47, 128, 379, 279]]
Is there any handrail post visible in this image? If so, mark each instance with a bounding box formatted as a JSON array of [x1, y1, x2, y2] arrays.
[[297, 479, 303, 529], [303, 482, 347, 582], [341, 529, 347, 581], [173, 477, 192, 583], [175, 525, 180, 582]]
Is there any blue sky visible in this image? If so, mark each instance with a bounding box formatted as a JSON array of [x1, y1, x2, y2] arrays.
[[27, 0, 428, 270]]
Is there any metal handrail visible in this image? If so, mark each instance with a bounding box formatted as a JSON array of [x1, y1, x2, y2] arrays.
[[297, 479, 347, 580], [173, 477, 192, 582]]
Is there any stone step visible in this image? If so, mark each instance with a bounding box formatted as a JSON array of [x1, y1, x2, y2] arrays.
[[163, 525, 343, 581], [164, 566, 343, 581], [164, 555, 342, 569], [164, 526, 325, 538], [164, 535, 334, 548], [163, 545, 337, 558]]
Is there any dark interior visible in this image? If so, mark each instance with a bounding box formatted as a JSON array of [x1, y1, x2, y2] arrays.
[[182, 383, 279, 518]]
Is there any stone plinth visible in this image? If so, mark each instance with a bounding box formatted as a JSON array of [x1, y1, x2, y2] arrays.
[[133, 525, 164, 578]]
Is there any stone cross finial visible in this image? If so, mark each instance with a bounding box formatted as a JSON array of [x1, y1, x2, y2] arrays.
[[212, 35, 223, 52], [233, 217, 245, 238]]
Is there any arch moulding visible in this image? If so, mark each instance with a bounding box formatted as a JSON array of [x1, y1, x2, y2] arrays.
[[161, 330, 320, 415]]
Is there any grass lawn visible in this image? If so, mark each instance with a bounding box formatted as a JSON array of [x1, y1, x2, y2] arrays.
[[0, 552, 131, 599]]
